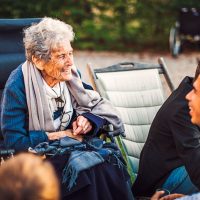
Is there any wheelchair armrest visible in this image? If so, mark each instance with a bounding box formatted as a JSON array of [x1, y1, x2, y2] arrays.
[[101, 124, 125, 143], [0, 149, 15, 165], [0, 149, 15, 157]]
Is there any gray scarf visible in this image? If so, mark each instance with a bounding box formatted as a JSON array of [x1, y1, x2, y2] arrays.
[[22, 61, 124, 133]]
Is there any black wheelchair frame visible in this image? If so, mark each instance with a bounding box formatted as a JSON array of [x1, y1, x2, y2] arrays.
[[0, 18, 42, 160], [169, 8, 200, 57]]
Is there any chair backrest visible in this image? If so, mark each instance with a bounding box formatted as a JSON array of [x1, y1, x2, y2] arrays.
[[0, 18, 41, 140], [179, 8, 200, 36], [87, 57, 174, 177]]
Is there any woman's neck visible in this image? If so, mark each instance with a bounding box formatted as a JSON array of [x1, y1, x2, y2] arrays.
[[41, 71, 59, 87]]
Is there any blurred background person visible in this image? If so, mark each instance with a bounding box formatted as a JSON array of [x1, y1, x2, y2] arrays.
[[0, 153, 60, 200]]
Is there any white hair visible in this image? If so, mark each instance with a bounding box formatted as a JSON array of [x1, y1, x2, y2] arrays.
[[23, 17, 75, 61]]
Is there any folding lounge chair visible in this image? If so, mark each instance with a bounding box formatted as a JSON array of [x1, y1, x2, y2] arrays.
[[87, 57, 175, 180]]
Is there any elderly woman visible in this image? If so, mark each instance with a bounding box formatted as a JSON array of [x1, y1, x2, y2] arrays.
[[1, 18, 131, 200]]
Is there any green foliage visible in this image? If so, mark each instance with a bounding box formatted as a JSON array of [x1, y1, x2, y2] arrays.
[[1, 0, 200, 51]]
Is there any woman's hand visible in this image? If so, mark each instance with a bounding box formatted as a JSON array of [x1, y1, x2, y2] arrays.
[[151, 191, 185, 200], [48, 129, 83, 141], [72, 115, 93, 135]]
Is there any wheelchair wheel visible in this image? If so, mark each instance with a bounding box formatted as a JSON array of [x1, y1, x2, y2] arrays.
[[169, 26, 181, 57]]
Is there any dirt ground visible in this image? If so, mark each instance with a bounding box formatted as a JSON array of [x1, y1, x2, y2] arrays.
[[74, 50, 200, 89]]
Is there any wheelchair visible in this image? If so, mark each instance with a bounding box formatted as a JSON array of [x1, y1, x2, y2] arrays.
[[0, 18, 135, 200], [0, 18, 41, 162], [169, 8, 200, 57]]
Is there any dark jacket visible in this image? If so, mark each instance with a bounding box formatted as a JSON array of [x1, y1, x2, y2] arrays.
[[132, 76, 200, 197]]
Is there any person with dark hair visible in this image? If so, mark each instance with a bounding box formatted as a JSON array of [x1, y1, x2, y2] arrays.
[[132, 63, 200, 197], [0, 17, 131, 200], [0, 153, 60, 200], [186, 68, 200, 126]]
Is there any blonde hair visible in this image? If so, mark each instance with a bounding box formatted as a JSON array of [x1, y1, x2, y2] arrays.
[[23, 17, 75, 62], [0, 153, 60, 200]]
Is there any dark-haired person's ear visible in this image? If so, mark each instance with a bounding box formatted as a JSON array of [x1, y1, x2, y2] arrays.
[[193, 60, 200, 82]]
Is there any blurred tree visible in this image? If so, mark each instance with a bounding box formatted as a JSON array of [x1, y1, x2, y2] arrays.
[[0, 0, 200, 51]]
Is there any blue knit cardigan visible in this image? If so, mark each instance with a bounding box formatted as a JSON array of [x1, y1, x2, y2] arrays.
[[1, 65, 105, 152]]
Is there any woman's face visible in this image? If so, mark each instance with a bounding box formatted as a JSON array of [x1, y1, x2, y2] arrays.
[[37, 40, 74, 86]]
